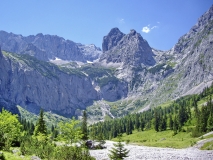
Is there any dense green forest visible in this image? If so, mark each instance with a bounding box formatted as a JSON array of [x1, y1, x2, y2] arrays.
[[89, 83, 213, 141], [0, 109, 94, 160]]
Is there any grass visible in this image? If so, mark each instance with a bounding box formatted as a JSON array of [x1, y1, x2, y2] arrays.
[[204, 134, 213, 139], [2, 150, 31, 160], [112, 129, 198, 149], [201, 140, 213, 150]]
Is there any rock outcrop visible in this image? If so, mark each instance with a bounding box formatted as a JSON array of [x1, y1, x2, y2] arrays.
[[102, 28, 125, 52], [100, 28, 156, 67]]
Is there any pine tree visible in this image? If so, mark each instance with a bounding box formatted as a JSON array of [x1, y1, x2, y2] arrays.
[[81, 110, 88, 140], [108, 134, 129, 160], [207, 112, 213, 131], [173, 115, 178, 135], [154, 109, 159, 132], [169, 114, 173, 130], [34, 109, 47, 136]]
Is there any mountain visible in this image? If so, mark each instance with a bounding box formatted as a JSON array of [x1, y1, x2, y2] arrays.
[[0, 5, 213, 120], [0, 47, 127, 116], [149, 4, 213, 106], [100, 28, 155, 67], [0, 31, 102, 62]]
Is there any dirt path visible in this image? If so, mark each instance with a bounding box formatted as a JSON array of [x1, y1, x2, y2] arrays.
[[89, 141, 213, 160]]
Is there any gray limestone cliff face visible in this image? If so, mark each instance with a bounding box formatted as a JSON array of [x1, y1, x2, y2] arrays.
[[77, 43, 102, 61], [172, 4, 213, 96], [0, 31, 102, 62], [100, 81, 128, 101], [100, 28, 156, 67], [147, 5, 213, 106], [0, 52, 98, 116], [0, 49, 127, 116], [0, 47, 20, 114]]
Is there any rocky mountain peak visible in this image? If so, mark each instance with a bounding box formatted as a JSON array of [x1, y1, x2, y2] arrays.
[[102, 27, 125, 52], [130, 29, 136, 35], [174, 5, 213, 53], [0, 31, 103, 62], [100, 28, 156, 67]]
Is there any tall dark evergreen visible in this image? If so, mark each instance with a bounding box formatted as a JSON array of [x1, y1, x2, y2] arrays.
[[81, 110, 88, 140], [169, 114, 173, 130], [34, 109, 47, 136]]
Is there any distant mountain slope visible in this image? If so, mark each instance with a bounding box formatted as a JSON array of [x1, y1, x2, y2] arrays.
[[0, 48, 127, 117], [0, 31, 102, 62]]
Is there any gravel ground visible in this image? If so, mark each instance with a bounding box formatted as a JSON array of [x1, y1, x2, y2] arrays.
[[89, 140, 213, 160]]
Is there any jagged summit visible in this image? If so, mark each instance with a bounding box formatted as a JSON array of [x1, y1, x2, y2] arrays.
[[0, 31, 102, 62], [102, 27, 125, 52], [100, 28, 156, 67]]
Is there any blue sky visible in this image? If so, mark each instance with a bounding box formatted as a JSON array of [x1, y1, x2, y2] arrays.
[[0, 1, 212, 50]]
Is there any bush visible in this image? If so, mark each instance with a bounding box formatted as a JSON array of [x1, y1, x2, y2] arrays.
[[0, 152, 5, 160], [20, 135, 95, 160], [191, 127, 203, 138]]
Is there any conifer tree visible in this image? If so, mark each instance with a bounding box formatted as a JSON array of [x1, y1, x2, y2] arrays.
[[169, 114, 173, 130], [108, 134, 129, 160], [207, 112, 213, 131], [173, 115, 178, 135], [34, 109, 47, 136], [81, 110, 88, 140]]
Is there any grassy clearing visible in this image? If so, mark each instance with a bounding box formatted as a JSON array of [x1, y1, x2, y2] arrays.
[[2, 151, 31, 160], [112, 130, 198, 149], [205, 134, 213, 139], [201, 140, 213, 150]]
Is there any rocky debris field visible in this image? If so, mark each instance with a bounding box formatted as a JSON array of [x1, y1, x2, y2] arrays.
[[90, 141, 213, 160]]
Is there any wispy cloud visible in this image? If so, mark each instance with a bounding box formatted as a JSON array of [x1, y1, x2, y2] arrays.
[[142, 24, 158, 33], [151, 26, 157, 29], [157, 21, 160, 24], [119, 18, 125, 24]]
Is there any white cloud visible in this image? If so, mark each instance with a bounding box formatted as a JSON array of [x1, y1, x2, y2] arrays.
[[119, 18, 125, 24], [142, 25, 158, 33], [157, 21, 160, 24], [142, 26, 150, 33]]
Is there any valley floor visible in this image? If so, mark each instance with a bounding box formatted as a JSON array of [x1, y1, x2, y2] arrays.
[[90, 140, 213, 160]]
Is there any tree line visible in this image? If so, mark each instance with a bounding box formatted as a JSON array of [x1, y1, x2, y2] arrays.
[[89, 83, 213, 139], [0, 109, 94, 159]]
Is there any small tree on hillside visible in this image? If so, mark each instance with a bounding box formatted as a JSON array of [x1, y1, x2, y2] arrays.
[[0, 108, 22, 151], [34, 109, 47, 136], [81, 110, 88, 140], [58, 117, 83, 144], [108, 134, 129, 160]]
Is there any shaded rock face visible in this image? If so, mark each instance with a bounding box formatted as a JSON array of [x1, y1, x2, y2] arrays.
[[100, 81, 128, 101], [0, 31, 102, 62], [77, 43, 102, 61], [102, 28, 125, 52], [100, 28, 156, 67], [0, 51, 127, 116], [0, 53, 98, 116], [171, 4, 213, 96]]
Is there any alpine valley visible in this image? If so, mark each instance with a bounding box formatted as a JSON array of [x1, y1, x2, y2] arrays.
[[0, 5, 213, 122]]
